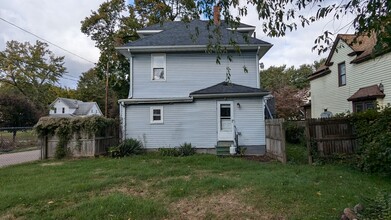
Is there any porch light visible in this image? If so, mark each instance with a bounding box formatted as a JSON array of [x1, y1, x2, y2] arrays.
[[237, 103, 241, 108], [379, 83, 384, 92]]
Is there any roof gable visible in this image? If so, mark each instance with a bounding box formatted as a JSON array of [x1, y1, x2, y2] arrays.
[[347, 84, 385, 101], [50, 98, 81, 109], [190, 81, 269, 98], [119, 20, 271, 50]]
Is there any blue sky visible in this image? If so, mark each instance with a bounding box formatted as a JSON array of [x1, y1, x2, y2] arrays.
[[0, 0, 354, 88]]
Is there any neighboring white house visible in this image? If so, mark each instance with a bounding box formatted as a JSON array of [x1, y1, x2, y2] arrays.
[[49, 98, 103, 117], [309, 34, 391, 118], [116, 17, 272, 154]]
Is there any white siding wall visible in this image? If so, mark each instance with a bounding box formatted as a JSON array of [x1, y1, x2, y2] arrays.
[[311, 41, 391, 118], [86, 104, 102, 116], [49, 101, 74, 115], [125, 98, 265, 148], [131, 52, 258, 99]]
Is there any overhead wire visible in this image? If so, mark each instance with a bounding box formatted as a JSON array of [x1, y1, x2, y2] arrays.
[[0, 16, 97, 65]]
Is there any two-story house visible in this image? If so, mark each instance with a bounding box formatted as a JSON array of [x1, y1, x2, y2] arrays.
[[49, 98, 102, 117], [116, 18, 272, 154], [309, 34, 391, 118]]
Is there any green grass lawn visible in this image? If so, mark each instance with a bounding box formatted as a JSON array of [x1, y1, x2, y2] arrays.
[[0, 154, 390, 219], [0, 130, 38, 153]]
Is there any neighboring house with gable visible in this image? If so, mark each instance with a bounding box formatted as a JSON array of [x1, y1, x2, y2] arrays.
[[116, 16, 272, 154], [49, 98, 102, 117], [309, 34, 391, 118]]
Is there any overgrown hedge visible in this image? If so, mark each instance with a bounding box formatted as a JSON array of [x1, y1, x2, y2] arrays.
[[34, 116, 116, 159], [350, 106, 391, 175]]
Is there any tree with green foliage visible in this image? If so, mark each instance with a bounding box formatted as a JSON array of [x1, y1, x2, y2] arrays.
[[197, 0, 390, 54], [76, 68, 118, 118], [0, 40, 66, 112], [0, 94, 40, 128], [134, 0, 198, 24], [81, 0, 200, 99], [260, 63, 316, 119]]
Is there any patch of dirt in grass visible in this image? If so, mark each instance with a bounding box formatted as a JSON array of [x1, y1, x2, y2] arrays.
[[0, 214, 17, 220], [170, 191, 285, 220], [101, 180, 155, 198], [40, 162, 64, 166]]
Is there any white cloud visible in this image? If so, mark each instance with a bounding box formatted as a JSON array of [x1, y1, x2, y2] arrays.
[[231, 1, 355, 68], [0, 0, 357, 88], [0, 0, 104, 88]]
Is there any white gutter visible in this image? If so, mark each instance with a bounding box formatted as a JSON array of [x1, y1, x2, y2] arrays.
[[119, 97, 194, 105], [256, 46, 260, 89], [116, 44, 270, 56], [136, 30, 163, 34]]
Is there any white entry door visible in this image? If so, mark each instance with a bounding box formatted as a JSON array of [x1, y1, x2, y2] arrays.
[[217, 101, 234, 141]]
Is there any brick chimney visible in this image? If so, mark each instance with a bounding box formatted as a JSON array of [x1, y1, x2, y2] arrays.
[[213, 5, 221, 25]]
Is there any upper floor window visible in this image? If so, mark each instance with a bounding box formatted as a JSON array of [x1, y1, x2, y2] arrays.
[[338, 62, 346, 86], [151, 54, 166, 81]]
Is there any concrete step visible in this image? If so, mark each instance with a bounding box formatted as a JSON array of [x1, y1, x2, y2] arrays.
[[216, 141, 234, 155]]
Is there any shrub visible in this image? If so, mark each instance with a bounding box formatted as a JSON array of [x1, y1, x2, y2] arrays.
[[116, 138, 145, 157], [350, 106, 391, 175], [178, 142, 196, 156], [159, 143, 196, 157], [158, 148, 180, 157], [284, 121, 305, 144], [359, 192, 391, 219]]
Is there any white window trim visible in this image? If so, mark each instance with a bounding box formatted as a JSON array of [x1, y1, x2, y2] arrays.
[[150, 106, 164, 124], [151, 53, 166, 81]]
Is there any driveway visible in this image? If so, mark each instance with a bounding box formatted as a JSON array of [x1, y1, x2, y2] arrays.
[[0, 150, 41, 168]]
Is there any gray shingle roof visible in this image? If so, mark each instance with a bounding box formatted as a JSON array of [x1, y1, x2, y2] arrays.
[[57, 98, 82, 108], [190, 82, 269, 96], [123, 20, 270, 47], [73, 102, 96, 115]]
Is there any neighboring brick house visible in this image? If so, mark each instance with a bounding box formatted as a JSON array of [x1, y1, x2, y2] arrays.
[[308, 34, 391, 117]]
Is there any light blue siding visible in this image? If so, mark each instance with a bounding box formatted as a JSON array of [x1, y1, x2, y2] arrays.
[[132, 52, 258, 99], [125, 97, 265, 148]]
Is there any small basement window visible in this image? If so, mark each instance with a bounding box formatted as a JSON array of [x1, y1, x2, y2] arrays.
[[150, 106, 163, 124], [151, 54, 166, 81]]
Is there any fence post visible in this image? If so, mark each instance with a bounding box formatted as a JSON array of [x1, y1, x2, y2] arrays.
[[305, 119, 313, 164], [280, 119, 287, 164]]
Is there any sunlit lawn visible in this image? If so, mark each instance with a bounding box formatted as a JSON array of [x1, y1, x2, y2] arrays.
[[0, 154, 390, 219]]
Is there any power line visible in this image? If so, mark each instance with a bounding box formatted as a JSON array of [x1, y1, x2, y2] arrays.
[[0, 17, 97, 65]]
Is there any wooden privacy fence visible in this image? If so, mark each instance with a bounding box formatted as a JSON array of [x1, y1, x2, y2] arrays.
[[305, 118, 357, 163], [265, 119, 286, 163], [40, 126, 118, 159], [265, 118, 358, 164]]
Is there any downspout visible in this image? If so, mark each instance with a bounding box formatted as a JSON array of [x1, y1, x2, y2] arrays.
[[128, 49, 133, 98], [256, 46, 260, 89]]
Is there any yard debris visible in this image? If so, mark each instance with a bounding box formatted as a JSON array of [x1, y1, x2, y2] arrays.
[[341, 204, 364, 220]]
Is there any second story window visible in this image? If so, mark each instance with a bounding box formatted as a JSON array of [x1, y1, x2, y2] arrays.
[[338, 62, 346, 86], [151, 54, 166, 81]]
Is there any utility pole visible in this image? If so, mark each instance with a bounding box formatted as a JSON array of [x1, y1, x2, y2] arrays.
[[105, 62, 109, 117]]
